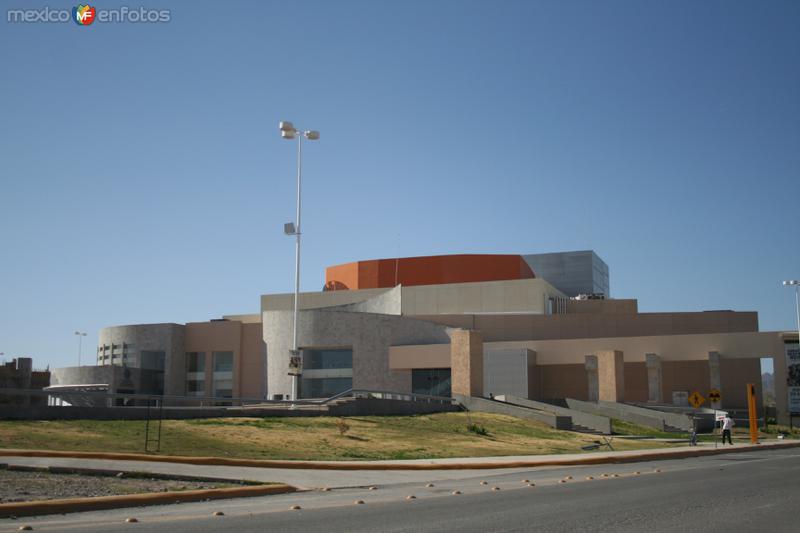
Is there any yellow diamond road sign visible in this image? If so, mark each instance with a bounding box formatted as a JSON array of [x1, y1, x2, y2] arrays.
[[708, 388, 722, 403], [688, 391, 706, 408]]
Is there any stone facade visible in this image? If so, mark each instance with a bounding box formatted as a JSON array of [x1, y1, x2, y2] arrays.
[[450, 329, 483, 397], [597, 350, 625, 402]]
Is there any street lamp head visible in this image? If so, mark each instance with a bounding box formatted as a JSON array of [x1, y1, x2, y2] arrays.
[[304, 130, 320, 141], [279, 121, 297, 139], [783, 280, 800, 286]]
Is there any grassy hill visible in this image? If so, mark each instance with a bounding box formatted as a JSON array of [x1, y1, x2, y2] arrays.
[[0, 413, 677, 461]]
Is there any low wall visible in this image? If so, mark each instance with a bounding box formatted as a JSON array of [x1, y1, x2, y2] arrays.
[[454, 394, 571, 430], [563, 398, 693, 432], [497, 395, 611, 434], [0, 398, 459, 421]]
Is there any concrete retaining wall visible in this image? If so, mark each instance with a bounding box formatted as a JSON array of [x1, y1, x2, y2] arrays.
[[454, 394, 571, 430], [496, 395, 611, 434], [563, 398, 693, 432], [0, 398, 459, 421]]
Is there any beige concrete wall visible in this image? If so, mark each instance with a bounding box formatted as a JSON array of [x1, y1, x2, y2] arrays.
[[184, 320, 266, 399], [401, 278, 565, 315], [261, 287, 391, 312], [185, 321, 242, 397], [662, 360, 710, 404], [414, 311, 759, 343], [624, 362, 648, 403], [482, 331, 781, 364], [221, 313, 262, 324], [720, 358, 763, 410], [566, 299, 638, 314], [538, 364, 588, 401], [389, 344, 450, 369], [261, 278, 565, 317]]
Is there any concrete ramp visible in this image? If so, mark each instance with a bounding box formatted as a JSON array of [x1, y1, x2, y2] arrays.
[[562, 398, 693, 433], [453, 394, 572, 430], [496, 395, 611, 435]]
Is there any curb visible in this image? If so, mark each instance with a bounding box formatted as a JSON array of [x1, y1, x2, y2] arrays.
[[1, 441, 799, 471], [0, 483, 296, 518]]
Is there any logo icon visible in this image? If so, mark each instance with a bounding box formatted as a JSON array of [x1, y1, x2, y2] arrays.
[[73, 4, 96, 25]]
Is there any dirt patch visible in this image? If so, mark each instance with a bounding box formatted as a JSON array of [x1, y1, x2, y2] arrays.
[[0, 469, 237, 503]]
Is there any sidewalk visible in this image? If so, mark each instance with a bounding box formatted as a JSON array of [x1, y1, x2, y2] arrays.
[[1, 440, 798, 489]]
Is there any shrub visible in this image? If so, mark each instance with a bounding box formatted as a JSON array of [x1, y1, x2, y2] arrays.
[[336, 418, 351, 436], [467, 423, 488, 436]]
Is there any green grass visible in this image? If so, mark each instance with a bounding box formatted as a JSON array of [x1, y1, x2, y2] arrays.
[[0, 413, 682, 461]]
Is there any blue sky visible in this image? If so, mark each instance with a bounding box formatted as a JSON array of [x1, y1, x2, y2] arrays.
[[1, 0, 798, 370]]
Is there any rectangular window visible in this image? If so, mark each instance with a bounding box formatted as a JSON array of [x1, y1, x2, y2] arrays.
[[300, 377, 352, 399], [304, 349, 353, 370], [186, 352, 205, 373], [138, 351, 166, 394], [213, 351, 233, 372], [212, 351, 234, 398], [185, 352, 205, 397], [412, 368, 452, 397], [140, 351, 166, 371]]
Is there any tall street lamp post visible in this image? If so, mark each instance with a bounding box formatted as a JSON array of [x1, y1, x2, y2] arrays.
[[280, 121, 320, 402], [74, 331, 87, 366]]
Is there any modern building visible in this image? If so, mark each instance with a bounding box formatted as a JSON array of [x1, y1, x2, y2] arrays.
[[49, 251, 798, 424]]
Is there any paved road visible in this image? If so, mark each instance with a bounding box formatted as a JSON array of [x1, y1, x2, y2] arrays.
[[2, 448, 799, 532], [0, 442, 765, 489]]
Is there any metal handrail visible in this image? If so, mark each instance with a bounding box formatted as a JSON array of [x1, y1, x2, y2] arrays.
[[1, 387, 458, 407]]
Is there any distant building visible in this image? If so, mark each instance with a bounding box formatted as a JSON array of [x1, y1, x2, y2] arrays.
[[0, 357, 50, 405]]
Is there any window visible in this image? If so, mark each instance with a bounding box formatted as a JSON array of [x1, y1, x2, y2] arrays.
[[305, 349, 353, 370], [299, 349, 353, 399], [186, 352, 205, 373], [185, 352, 205, 397], [140, 351, 166, 371], [139, 351, 166, 395], [212, 351, 234, 398], [213, 351, 233, 372], [300, 377, 352, 399], [412, 368, 452, 397]]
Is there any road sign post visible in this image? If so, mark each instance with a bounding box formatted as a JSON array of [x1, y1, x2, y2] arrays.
[[708, 388, 721, 407], [747, 383, 758, 444], [688, 391, 705, 409]]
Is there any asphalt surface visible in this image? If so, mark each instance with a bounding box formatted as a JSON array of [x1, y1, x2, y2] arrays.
[[2, 447, 799, 532]]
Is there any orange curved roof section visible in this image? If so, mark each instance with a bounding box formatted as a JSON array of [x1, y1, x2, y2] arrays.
[[324, 254, 535, 291]]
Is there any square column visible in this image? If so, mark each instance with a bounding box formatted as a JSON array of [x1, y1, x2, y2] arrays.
[[597, 350, 625, 402], [585, 355, 599, 401], [646, 353, 663, 404], [450, 329, 484, 397]]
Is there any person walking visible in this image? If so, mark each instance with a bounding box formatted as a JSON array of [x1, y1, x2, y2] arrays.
[[721, 415, 734, 445]]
